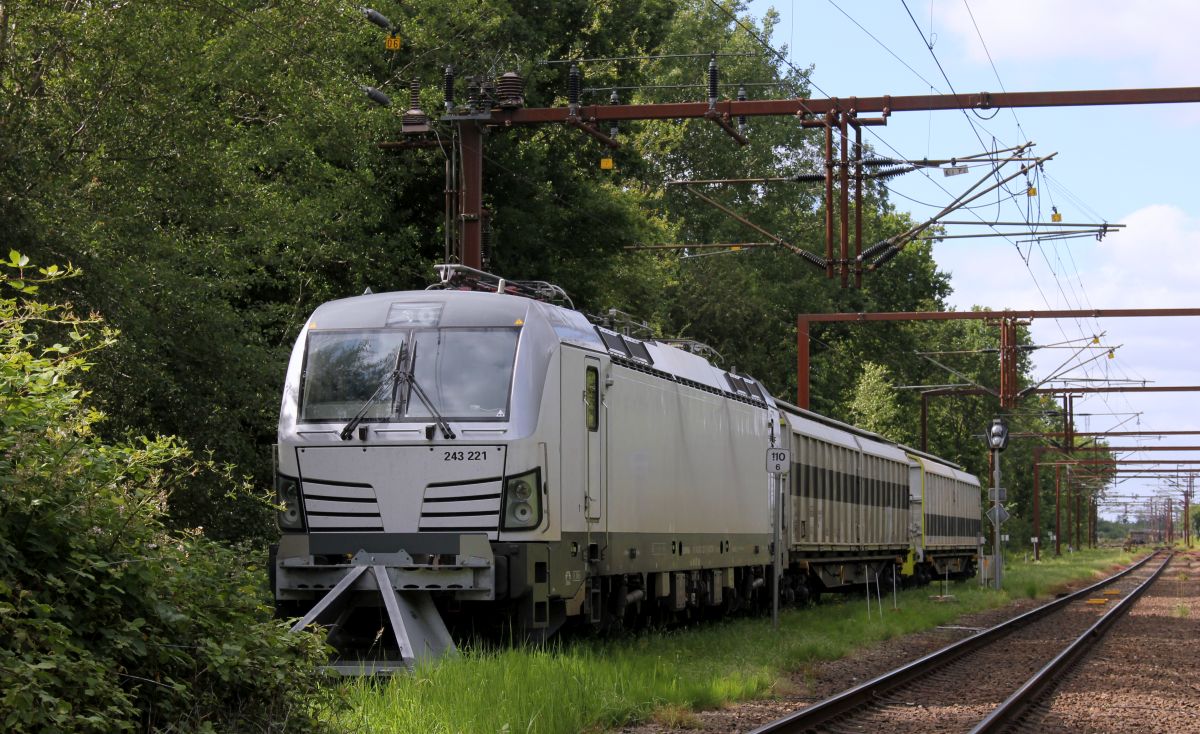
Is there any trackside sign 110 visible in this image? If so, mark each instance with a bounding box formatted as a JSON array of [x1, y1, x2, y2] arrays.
[[766, 448, 791, 474]]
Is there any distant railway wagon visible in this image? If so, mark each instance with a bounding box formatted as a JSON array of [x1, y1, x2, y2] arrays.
[[789, 415, 912, 585], [906, 455, 981, 582], [271, 267, 983, 670], [1126, 529, 1152, 546]]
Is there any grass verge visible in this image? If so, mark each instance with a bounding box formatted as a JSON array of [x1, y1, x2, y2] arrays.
[[332, 548, 1138, 734]]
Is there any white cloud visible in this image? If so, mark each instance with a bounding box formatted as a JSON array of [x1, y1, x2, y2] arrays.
[[933, 203, 1200, 445], [1089, 204, 1200, 308], [890, 3, 1200, 503], [940, 0, 1200, 86], [1078, 205, 1200, 433]]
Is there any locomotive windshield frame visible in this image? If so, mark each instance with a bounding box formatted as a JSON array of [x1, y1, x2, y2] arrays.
[[299, 325, 520, 423]]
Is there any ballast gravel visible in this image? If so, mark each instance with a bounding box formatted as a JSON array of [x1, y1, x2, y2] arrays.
[[617, 554, 1200, 734]]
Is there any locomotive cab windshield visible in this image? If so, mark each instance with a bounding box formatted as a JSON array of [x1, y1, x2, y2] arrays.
[[299, 326, 520, 425]]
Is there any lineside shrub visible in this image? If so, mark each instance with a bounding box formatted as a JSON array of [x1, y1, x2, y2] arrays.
[[0, 253, 334, 732]]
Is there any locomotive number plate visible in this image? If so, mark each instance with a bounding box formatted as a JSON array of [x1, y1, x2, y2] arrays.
[[443, 450, 489, 462]]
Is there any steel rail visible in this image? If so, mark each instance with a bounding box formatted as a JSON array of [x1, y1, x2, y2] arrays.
[[746, 552, 1161, 734], [970, 551, 1173, 733]]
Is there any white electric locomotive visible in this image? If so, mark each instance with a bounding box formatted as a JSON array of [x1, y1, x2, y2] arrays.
[[271, 267, 980, 671]]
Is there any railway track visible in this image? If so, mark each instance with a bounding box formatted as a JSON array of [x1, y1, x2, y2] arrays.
[[747, 551, 1171, 734]]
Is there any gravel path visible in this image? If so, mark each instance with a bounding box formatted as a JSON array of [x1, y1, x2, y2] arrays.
[[619, 556, 1200, 734]]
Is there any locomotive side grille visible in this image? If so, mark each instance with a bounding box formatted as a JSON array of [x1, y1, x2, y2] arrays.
[[419, 480, 502, 534], [302, 479, 383, 531]]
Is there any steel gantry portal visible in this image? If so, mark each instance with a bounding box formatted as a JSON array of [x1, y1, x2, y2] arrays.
[[794, 308, 1200, 410], [388, 78, 1200, 277]]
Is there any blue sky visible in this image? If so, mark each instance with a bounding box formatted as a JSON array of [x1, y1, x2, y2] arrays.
[[745, 0, 1200, 518]]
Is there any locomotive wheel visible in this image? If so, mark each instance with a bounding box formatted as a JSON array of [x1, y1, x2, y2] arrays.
[[806, 577, 823, 605], [878, 565, 898, 595]]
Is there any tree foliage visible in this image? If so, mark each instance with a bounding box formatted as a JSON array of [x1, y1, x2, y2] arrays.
[[0, 4, 1126, 730], [0, 0, 1101, 547], [848, 362, 913, 445], [0, 256, 333, 732]]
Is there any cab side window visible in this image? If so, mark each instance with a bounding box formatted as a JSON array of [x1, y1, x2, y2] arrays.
[[585, 366, 599, 431]]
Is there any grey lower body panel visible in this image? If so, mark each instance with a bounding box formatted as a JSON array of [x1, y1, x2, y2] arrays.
[[580, 531, 772, 576]]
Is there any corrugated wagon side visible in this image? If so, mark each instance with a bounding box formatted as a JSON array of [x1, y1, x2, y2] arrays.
[[907, 453, 981, 582]]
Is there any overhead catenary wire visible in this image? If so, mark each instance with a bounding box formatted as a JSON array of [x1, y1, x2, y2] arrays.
[[727, 1, 1141, 435], [715, 0, 1057, 268], [902, 5, 1128, 422], [878, 1, 1125, 404], [825, 0, 940, 91], [468, 7, 1158, 456], [213, 0, 1152, 453]]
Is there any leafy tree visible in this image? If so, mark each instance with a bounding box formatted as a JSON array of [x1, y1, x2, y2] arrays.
[[1, 1, 402, 537], [847, 362, 914, 445], [0, 0, 692, 539], [0, 0, 1086, 551], [0, 255, 333, 732]]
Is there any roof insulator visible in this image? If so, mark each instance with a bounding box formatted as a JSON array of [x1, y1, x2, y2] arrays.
[[496, 71, 525, 109], [737, 84, 747, 133], [481, 209, 493, 269], [797, 248, 828, 269], [860, 238, 893, 260], [707, 54, 719, 110], [568, 64, 581, 114], [466, 75, 495, 112], [609, 89, 619, 139], [402, 80, 430, 133], [361, 85, 391, 107], [872, 245, 903, 268], [360, 7, 392, 30]]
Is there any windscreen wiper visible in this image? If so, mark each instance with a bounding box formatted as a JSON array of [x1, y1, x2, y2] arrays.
[[398, 340, 456, 440], [339, 347, 405, 441]]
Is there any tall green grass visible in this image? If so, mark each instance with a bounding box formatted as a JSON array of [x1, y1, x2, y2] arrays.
[[334, 548, 1138, 733]]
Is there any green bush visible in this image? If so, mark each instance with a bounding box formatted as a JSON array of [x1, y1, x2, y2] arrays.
[[0, 253, 334, 732]]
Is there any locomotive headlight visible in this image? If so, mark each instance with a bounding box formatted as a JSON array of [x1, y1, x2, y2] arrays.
[[511, 501, 534, 524], [275, 474, 306, 532], [510, 478, 533, 501], [502, 469, 541, 531]]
